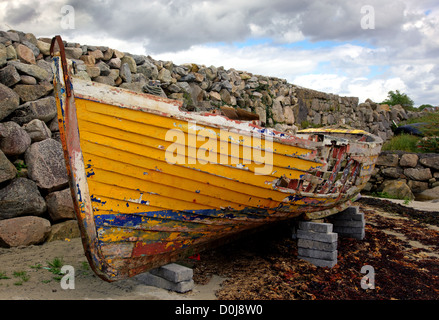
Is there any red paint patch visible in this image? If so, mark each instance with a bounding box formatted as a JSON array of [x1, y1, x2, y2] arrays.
[[132, 241, 183, 257]]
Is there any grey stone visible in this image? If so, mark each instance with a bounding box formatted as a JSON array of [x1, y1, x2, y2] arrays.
[[36, 60, 54, 82], [14, 43, 35, 64], [8, 60, 49, 81], [131, 54, 146, 65], [0, 149, 17, 183], [64, 47, 83, 60], [5, 45, 17, 60], [120, 82, 144, 93], [45, 188, 75, 221], [95, 61, 111, 76], [21, 40, 39, 57], [0, 178, 47, 220], [7, 96, 57, 125], [13, 84, 48, 102], [381, 167, 403, 179], [399, 153, 418, 167], [178, 73, 196, 82], [0, 121, 31, 156], [271, 99, 284, 123], [376, 153, 399, 167], [158, 67, 172, 83], [36, 40, 51, 56], [93, 76, 115, 86], [120, 63, 132, 83], [0, 64, 20, 86], [24, 138, 68, 191], [0, 44, 6, 67], [20, 75, 37, 85], [108, 57, 121, 69], [204, 66, 217, 81], [404, 167, 432, 181], [0, 216, 51, 247], [120, 56, 137, 73], [416, 186, 439, 201], [137, 61, 158, 79], [0, 83, 20, 121], [407, 180, 429, 193], [419, 155, 439, 170], [23, 118, 52, 142]]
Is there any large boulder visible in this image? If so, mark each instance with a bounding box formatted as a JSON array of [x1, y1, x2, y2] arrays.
[[0, 64, 21, 87], [416, 186, 439, 201], [0, 216, 51, 247], [24, 138, 68, 191], [0, 121, 31, 156], [0, 83, 20, 121], [381, 180, 415, 200], [0, 178, 47, 220], [23, 118, 52, 142], [7, 60, 49, 81], [419, 155, 439, 170], [404, 168, 432, 181], [45, 188, 75, 221], [46, 220, 80, 242], [13, 84, 48, 102], [399, 153, 418, 168], [14, 43, 36, 64], [6, 96, 57, 125], [376, 152, 399, 167], [0, 149, 17, 183]]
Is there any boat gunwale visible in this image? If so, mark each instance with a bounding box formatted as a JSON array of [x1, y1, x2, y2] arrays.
[[71, 78, 382, 152]]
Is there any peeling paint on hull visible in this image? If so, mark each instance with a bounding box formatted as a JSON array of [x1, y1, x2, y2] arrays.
[[51, 36, 383, 282]]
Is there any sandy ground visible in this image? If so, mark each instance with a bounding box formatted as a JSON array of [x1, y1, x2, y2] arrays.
[[0, 237, 224, 300], [362, 195, 439, 212], [0, 197, 437, 300]]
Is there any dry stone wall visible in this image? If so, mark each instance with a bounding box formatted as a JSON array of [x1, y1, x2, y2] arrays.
[[365, 151, 439, 201], [0, 29, 433, 247]]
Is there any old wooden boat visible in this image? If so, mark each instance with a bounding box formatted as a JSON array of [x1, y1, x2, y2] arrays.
[[50, 36, 382, 282]]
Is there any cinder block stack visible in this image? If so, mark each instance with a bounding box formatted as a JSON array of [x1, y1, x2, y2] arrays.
[[297, 221, 338, 268], [134, 263, 194, 293], [330, 206, 365, 240]]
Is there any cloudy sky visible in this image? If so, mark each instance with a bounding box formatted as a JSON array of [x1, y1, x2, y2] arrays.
[[1, 0, 438, 106]]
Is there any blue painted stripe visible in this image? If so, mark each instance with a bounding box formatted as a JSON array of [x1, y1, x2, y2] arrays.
[[93, 206, 275, 229]]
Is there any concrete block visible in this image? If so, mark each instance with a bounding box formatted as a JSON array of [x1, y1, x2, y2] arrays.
[[334, 228, 365, 240], [298, 221, 333, 233], [298, 256, 337, 268], [149, 263, 193, 283], [297, 229, 338, 243], [298, 238, 337, 252], [135, 272, 194, 293], [332, 206, 364, 221], [333, 225, 365, 234], [332, 219, 365, 228], [298, 247, 338, 260]]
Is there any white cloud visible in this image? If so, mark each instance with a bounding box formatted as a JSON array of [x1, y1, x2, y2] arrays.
[[1, 0, 438, 106]]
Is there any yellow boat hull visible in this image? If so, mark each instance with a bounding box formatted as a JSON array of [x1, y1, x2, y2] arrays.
[[51, 36, 382, 281]]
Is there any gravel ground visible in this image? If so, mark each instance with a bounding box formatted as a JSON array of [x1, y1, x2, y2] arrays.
[[185, 198, 439, 300]]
